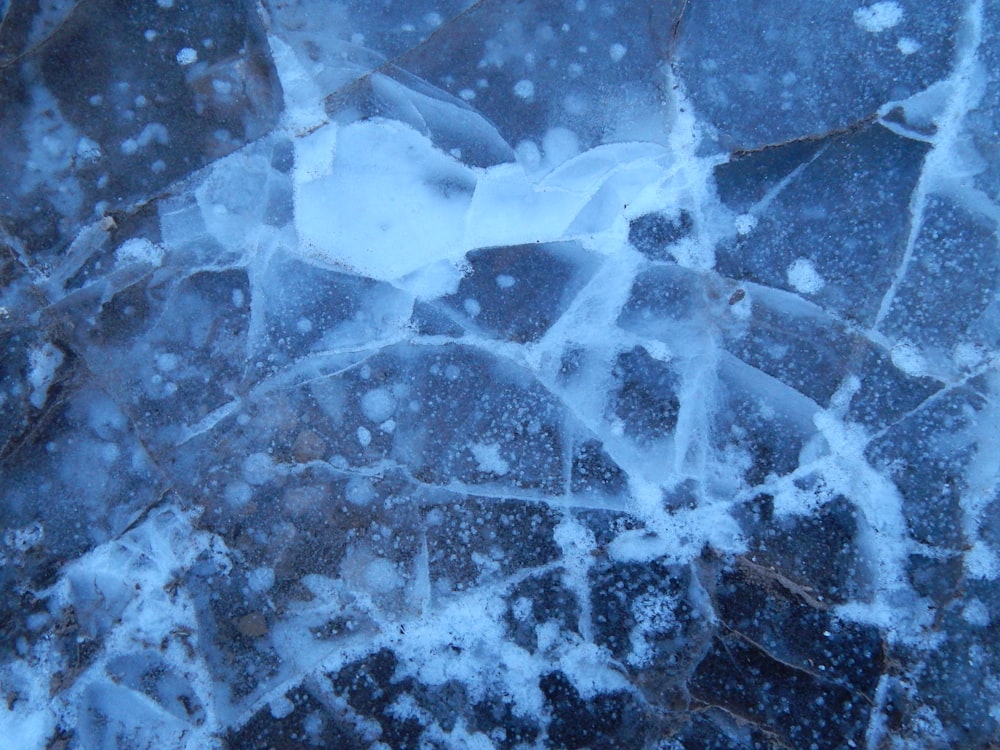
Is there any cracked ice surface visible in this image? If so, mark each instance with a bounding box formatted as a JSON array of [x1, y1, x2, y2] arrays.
[[1, 0, 999, 748]]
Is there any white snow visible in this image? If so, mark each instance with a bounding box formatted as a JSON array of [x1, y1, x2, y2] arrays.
[[786, 257, 825, 293], [0, 664, 56, 750], [242, 452, 275, 485], [853, 2, 904, 33], [470, 443, 510, 475], [513, 79, 535, 99], [115, 238, 163, 267], [27, 343, 64, 409], [463, 298, 481, 317], [734, 213, 758, 234], [175, 47, 198, 65], [360, 388, 397, 423], [890, 339, 928, 376], [11, 4, 995, 747]]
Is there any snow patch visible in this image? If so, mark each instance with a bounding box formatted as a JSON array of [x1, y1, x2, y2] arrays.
[[853, 2, 904, 33], [28, 343, 64, 409], [786, 257, 825, 294], [115, 238, 164, 267], [361, 388, 397, 423], [513, 79, 535, 99], [175, 47, 198, 65], [470, 443, 510, 476], [890, 339, 928, 376], [734, 213, 757, 235]]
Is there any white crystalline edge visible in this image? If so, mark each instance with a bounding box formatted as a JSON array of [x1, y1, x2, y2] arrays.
[[821, 0, 1000, 610], [874, 0, 990, 356], [960, 371, 1000, 579], [811, 412, 932, 640], [273, 23, 718, 289], [2, 506, 231, 747], [268, 35, 329, 136], [291, 118, 472, 294], [890, 339, 929, 376]]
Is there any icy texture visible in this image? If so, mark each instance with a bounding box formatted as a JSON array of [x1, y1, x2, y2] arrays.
[[674, 0, 963, 150], [1, 1, 999, 749]]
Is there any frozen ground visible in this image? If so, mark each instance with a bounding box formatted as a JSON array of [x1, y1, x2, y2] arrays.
[[1, 0, 999, 748]]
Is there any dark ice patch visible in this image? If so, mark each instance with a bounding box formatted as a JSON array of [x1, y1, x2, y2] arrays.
[[715, 125, 928, 326], [628, 210, 693, 259], [674, 1, 961, 150], [442, 242, 596, 343]]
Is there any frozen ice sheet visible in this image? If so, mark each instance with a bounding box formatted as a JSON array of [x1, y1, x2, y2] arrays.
[[1, 0, 999, 748]]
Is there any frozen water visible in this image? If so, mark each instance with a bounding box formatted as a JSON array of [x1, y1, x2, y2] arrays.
[[674, 0, 963, 150], [1, 0, 999, 748]]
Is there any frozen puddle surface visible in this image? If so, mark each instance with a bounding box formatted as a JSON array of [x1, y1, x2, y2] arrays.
[[1, 0, 999, 748]]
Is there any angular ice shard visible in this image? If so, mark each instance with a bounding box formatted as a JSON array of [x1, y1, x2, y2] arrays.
[[389, 0, 687, 147], [880, 195, 1000, 364], [441, 242, 598, 342], [293, 118, 477, 284], [0, 0, 282, 256], [967, 0, 1000, 203], [715, 124, 928, 326]]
